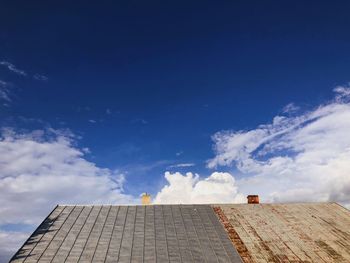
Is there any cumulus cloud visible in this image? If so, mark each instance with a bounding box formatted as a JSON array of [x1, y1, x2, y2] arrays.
[[0, 61, 26, 76], [208, 86, 350, 207], [154, 172, 245, 204], [0, 128, 134, 260], [0, 130, 132, 224], [0, 128, 134, 225]]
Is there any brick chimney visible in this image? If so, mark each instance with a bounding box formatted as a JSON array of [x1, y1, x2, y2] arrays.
[[141, 193, 151, 205], [247, 195, 259, 204]]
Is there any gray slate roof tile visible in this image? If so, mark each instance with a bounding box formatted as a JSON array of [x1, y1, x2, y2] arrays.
[[10, 205, 242, 263]]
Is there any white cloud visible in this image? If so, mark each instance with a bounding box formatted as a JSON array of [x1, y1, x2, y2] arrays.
[[131, 118, 148, 125], [208, 86, 350, 207], [0, 128, 134, 225], [0, 61, 27, 76], [154, 172, 245, 204], [0, 230, 28, 263], [33, 74, 48, 81], [0, 128, 135, 261], [176, 151, 183, 156], [1, 60, 48, 82], [282, 102, 300, 113], [0, 80, 11, 102], [168, 163, 195, 168], [334, 85, 350, 102]]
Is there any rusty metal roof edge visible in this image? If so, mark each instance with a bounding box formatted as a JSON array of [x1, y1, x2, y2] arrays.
[[211, 201, 339, 206], [57, 201, 339, 207], [333, 201, 350, 213]]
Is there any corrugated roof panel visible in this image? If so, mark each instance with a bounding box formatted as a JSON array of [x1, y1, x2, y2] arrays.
[[214, 203, 350, 263]]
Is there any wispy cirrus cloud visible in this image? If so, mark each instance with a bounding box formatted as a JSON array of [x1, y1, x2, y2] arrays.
[[0, 61, 27, 76], [282, 102, 300, 114], [207, 86, 350, 207], [0, 60, 48, 81], [0, 80, 11, 102], [175, 151, 183, 156], [33, 73, 48, 81], [334, 85, 350, 101], [168, 163, 195, 168], [131, 118, 148, 125]]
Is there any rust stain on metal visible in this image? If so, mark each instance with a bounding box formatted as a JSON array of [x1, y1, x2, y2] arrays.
[[213, 203, 350, 263], [315, 240, 345, 261], [213, 206, 254, 263]]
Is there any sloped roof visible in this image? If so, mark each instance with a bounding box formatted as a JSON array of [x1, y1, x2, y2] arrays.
[[10, 205, 242, 263], [10, 202, 350, 263], [214, 203, 350, 263]]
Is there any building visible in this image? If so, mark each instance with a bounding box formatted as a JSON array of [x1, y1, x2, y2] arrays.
[[10, 200, 350, 263]]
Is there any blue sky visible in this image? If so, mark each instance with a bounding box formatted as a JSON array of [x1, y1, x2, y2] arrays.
[[1, 1, 350, 261], [2, 1, 350, 193]]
